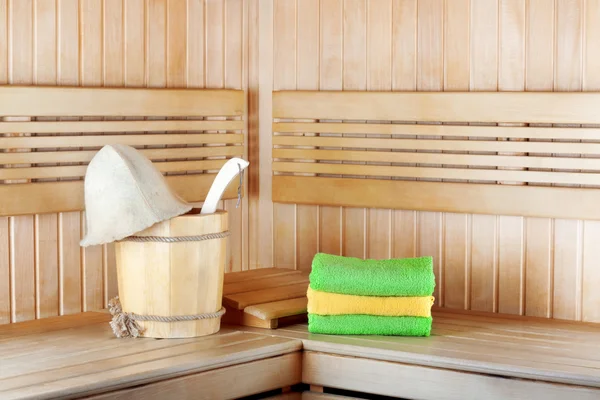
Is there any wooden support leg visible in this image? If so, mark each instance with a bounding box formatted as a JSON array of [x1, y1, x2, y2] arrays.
[[309, 385, 324, 393]]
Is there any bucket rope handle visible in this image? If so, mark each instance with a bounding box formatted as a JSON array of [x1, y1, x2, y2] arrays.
[[108, 296, 226, 338], [118, 230, 230, 243]]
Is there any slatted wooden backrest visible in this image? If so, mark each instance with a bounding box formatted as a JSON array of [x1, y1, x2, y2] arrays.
[[272, 90, 600, 220], [0, 86, 245, 216]]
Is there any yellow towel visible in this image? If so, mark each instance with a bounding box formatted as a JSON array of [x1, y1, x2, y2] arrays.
[[307, 287, 434, 317]]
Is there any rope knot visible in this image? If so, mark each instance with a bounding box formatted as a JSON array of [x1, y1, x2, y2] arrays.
[[108, 296, 144, 338]]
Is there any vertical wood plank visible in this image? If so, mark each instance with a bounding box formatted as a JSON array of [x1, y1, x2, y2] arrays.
[[147, 0, 166, 88], [255, 0, 273, 268], [497, 0, 525, 316], [295, 0, 319, 270], [273, 0, 296, 269], [469, 0, 498, 312], [582, 222, 600, 322], [342, 0, 366, 260], [582, 0, 600, 323], [443, 0, 470, 310], [553, 0, 583, 321], [9, 0, 35, 322], [34, 0, 59, 320], [0, 216, 8, 323], [0, 1, 6, 323], [391, 0, 417, 259], [81, 0, 104, 313], [103, 0, 125, 305], [167, 0, 186, 88], [57, 0, 81, 316], [319, 0, 343, 256], [524, 0, 554, 318], [224, 0, 244, 272], [366, 0, 392, 261], [525, 218, 552, 317], [416, 0, 443, 306], [125, 0, 145, 87]]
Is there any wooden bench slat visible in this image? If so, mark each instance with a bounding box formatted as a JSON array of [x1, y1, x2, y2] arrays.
[[0, 119, 243, 134], [303, 352, 600, 400], [0, 133, 243, 148], [0, 312, 301, 400], [273, 148, 600, 171], [0, 86, 243, 117], [272, 175, 600, 221], [0, 145, 243, 165], [273, 162, 600, 186], [273, 121, 600, 140]]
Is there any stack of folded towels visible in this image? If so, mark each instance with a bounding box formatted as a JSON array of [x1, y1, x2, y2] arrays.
[[307, 253, 436, 336]]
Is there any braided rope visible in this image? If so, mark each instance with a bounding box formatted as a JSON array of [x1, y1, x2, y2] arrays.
[[119, 231, 230, 243], [108, 296, 226, 338]]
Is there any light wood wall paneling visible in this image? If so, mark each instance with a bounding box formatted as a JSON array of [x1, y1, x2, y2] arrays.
[[34, 0, 59, 320], [341, 0, 366, 261], [366, 0, 392, 261], [319, 0, 343, 256], [525, 0, 554, 319], [267, 0, 599, 323], [443, 0, 470, 310], [295, 0, 319, 271], [469, 0, 498, 313], [391, 0, 417, 261], [582, 0, 600, 323], [0, 1, 7, 325], [416, 0, 443, 307], [9, 0, 35, 322], [273, 0, 296, 270], [497, 0, 526, 316], [1, 0, 247, 325], [554, 0, 583, 321]]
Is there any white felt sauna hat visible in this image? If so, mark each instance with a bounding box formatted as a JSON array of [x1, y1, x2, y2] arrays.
[[79, 144, 192, 247]]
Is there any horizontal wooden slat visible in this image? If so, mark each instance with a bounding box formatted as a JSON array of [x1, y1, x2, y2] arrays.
[[223, 271, 308, 296], [85, 353, 302, 400], [223, 283, 310, 310], [0, 174, 241, 216], [0, 86, 244, 117], [244, 298, 308, 321], [0, 133, 243, 148], [273, 90, 600, 124], [273, 162, 600, 186], [303, 352, 600, 400], [0, 119, 243, 134], [272, 176, 600, 220], [223, 268, 300, 285], [273, 135, 600, 155], [273, 148, 600, 170], [274, 122, 600, 140], [0, 145, 243, 165], [0, 159, 231, 180]]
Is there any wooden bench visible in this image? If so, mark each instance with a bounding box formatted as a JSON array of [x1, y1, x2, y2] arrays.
[[0, 312, 302, 400], [244, 310, 600, 400], [2, 310, 599, 400]]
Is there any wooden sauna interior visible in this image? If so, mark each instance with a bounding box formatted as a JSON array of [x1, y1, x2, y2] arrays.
[[2, 1, 600, 399]]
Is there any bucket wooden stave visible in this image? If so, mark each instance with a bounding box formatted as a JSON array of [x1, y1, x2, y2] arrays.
[[115, 210, 227, 338]]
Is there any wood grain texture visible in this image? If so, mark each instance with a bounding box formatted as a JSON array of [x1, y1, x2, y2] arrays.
[[86, 353, 302, 400], [303, 352, 600, 400], [0, 1, 248, 325], [266, 0, 599, 323], [244, 309, 600, 390], [0, 312, 302, 399]]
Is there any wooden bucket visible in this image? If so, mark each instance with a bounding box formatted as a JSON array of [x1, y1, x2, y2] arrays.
[[114, 209, 228, 338]]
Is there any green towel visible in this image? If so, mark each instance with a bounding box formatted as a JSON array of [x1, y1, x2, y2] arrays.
[[309, 253, 435, 297], [308, 314, 432, 336]]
